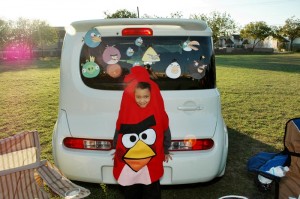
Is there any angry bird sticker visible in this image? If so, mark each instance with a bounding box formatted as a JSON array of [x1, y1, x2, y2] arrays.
[[126, 47, 134, 57], [106, 64, 122, 78], [165, 61, 181, 79], [182, 39, 200, 51], [189, 60, 207, 80], [135, 37, 143, 46], [142, 47, 160, 64], [84, 29, 102, 48], [81, 56, 100, 78], [102, 45, 121, 64]]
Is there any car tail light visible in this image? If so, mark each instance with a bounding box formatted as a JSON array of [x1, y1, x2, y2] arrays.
[[63, 137, 112, 150], [169, 139, 214, 151], [122, 28, 153, 36]]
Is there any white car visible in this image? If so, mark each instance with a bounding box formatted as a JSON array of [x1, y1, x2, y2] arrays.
[[52, 18, 228, 185]]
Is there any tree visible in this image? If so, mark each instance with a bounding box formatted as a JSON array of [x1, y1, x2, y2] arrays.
[[170, 11, 183, 19], [140, 11, 182, 19], [104, 9, 137, 18], [8, 18, 36, 58], [281, 16, 300, 51], [6, 18, 58, 58], [240, 21, 272, 49], [190, 11, 237, 45], [270, 25, 289, 51], [0, 19, 10, 48], [32, 20, 58, 57]]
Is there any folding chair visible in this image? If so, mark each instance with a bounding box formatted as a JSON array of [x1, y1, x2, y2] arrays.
[[0, 130, 90, 199], [247, 118, 300, 199], [279, 118, 300, 198]]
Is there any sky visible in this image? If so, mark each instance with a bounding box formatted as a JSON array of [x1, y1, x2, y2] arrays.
[[0, 0, 299, 28]]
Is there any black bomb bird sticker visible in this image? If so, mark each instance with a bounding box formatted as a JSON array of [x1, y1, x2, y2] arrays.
[[189, 58, 207, 80]]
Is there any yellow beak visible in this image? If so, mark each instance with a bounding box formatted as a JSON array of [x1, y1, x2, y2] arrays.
[[123, 140, 156, 172]]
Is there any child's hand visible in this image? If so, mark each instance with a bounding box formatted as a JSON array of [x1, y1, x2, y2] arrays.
[[164, 153, 173, 163]]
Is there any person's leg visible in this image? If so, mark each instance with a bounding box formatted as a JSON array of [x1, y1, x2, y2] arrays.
[[142, 181, 161, 199], [124, 184, 143, 199]]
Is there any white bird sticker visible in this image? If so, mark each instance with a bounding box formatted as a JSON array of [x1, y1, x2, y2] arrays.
[[166, 61, 181, 79]]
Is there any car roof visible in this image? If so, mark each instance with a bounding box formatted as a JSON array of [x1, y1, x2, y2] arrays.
[[70, 18, 210, 32]]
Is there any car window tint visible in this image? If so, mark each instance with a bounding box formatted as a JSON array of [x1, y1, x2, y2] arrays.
[[80, 36, 216, 90]]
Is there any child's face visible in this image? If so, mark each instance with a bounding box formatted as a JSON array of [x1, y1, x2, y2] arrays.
[[135, 87, 151, 108]]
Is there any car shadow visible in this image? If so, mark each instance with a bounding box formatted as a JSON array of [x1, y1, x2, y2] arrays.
[[159, 127, 280, 199]]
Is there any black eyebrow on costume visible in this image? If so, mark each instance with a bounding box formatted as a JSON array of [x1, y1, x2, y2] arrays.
[[120, 115, 156, 134]]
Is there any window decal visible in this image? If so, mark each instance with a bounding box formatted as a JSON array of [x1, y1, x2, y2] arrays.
[[182, 39, 200, 51], [102, 45, 121, 64], [79, 36, 215, 90], [126, 47, 135, 57], [106, 64, 122, 78], [142, 47, 160, 65], [189, 56, 207, 80], [135, 37, 143, 46], [84, 29, 101, 48], [165, 60, 181, 79], [81, 56, 100, 78]]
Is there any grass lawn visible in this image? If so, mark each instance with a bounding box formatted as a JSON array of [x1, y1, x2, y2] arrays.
[[0, 54, 300, 199]]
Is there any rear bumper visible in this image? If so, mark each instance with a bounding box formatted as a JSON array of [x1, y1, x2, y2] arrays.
[[53, 136, 228, 185], [52, 145, 227, 184], [52, 110, 228, 184]]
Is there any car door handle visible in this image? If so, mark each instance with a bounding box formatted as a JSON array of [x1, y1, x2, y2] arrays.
[[177, 106, 203, 111]]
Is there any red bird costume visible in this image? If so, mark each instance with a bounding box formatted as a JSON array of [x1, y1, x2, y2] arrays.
[[113, 66, 169, 186]]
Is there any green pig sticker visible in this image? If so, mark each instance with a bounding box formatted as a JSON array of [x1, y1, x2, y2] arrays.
[[81, 56, 100, 78]]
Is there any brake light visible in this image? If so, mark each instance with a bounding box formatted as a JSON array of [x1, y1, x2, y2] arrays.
[[169, 139, 214, 151], [122, 28, 153, 36], [63, 137, 112, 150]]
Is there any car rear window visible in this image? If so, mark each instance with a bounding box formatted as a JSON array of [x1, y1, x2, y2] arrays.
[[79, 36, 216, 90]]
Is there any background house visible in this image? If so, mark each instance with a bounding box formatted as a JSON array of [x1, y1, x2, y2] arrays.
[[216, 34, 294, 53], [217, 34, 245, 49]]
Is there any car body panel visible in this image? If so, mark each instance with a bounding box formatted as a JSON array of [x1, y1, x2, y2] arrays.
[[53, 18, 228, 185]]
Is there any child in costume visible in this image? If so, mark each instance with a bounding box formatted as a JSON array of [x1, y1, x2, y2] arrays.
[[113, 66, 172, 199]]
